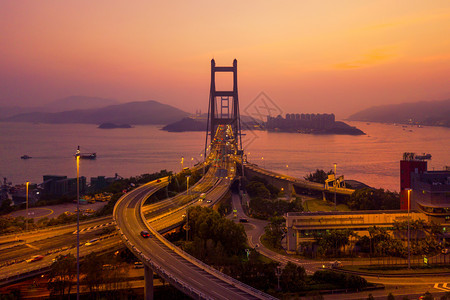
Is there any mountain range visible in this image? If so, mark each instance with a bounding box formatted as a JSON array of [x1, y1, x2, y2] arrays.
[[348, 99, 450, 127], [0, 96, 119, 119], [1, 96, 189, 125]]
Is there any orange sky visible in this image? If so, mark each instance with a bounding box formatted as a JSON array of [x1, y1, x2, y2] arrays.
[[1, 1, 450, 117]]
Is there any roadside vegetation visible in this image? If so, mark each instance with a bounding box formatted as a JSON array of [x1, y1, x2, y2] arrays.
[[171, 206, 368, 296], [243, 176, 303, 219]]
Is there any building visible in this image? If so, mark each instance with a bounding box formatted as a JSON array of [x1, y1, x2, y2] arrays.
[[286, 210, 428, 252], [266, 113, 335, 131], [42, 175, 86, 196], [410, 170, 450, 220], [400, 152, 427, 210], [400, 152, 450, 222]]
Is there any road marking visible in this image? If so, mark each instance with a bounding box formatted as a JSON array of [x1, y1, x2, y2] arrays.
[[434, 283, 450, 291], [25, 243, 40, 250]]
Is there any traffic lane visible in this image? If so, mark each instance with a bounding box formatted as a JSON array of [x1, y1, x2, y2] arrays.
[[0, 235, 122, 280], [0, 216, 113, 245], [0, 229, 108, 263], [116, 178, 261, 299], [124, 215, 259, 300]]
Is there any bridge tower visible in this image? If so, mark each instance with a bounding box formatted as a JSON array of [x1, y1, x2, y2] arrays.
[[205, 59, 242, 155]]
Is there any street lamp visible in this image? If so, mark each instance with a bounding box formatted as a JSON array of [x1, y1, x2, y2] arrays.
[[76, 154, 80, 299], [334, 163, 337, 211], [406, 188, 412, 269], [181, 156, 184, 171], [275, 265, 282, 291], [25, 181, 29, 231], [261, 156, 265, 169], [286, 164, 289, 176], [186, 175, 191, 241]]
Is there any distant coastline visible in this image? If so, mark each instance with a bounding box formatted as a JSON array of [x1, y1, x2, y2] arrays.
[[347, 99, 450, 128], [98, 123, 132, 129]]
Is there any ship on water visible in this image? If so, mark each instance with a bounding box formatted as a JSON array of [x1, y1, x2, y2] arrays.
[[75, 146, 96, 160]]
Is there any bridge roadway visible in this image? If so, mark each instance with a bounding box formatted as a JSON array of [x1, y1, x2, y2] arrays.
[[115, 128, 276, 299], [244, 163, 355, 196], [115, 168, 275, 299]]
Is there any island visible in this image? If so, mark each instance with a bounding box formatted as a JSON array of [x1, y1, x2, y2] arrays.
[[162, 117, 206, 132], [98, 123, 132, 129], [162, 113, 364, 135], [266, 113, 365, 135]]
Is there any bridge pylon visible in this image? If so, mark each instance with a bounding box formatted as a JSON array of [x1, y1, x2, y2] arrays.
[[205, 59, 242, 155]]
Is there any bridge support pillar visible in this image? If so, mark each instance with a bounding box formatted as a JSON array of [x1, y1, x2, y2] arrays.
[[144, 265, 154, 300]]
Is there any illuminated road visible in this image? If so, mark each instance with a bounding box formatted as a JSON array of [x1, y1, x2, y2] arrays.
[[114, 128, 276, 299]]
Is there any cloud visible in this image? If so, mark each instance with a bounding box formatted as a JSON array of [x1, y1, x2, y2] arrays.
[[333, 47, 397, 69]]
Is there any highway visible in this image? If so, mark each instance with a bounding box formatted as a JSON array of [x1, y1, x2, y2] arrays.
[[244, 163, 355, 195], [114, 127, 276, 299]]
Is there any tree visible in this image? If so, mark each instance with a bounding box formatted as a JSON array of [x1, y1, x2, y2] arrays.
[[264, 216, 285, 249], [185, 206, 247, 264], [304, 169, 333, 184], [315, 229, 354, 256], [281, 262, 306, 292], [422, 291, 433, 300], [348, 188, 399, 210], [82, 252, 105, 295], [48, 254, 76, 298]]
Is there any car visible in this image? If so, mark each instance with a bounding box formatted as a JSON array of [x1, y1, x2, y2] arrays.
[[331, 261, 342, 268], [26, 255, 44, 263], [206, 199, 212, 203], [102, 264, 116, 270], [85, 238, 99, 246], [140, 230, 150, 238], [156, 179, 161, 183], [134, 262, 144, 269]]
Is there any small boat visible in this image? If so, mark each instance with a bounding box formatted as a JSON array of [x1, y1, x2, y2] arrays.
[[21, 155, 32, 159], [75, 146, 96, 160]]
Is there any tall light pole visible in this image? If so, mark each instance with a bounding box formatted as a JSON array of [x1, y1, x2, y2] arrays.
[[334, 163, 337, 211], [286, 164, 289, 176], [181, 156, 184, 171], [186, 175, 190, 241], [25, 181, 29, 231], [406, 188, 412, 269], [261, 156, 265, 169], [76, 155, 80, 299]]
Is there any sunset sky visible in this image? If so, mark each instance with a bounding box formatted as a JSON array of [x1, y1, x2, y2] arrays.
[[1, 1, 450, 118]]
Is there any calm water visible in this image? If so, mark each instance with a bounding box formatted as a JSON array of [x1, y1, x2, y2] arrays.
[[0, 121, 449, 192]]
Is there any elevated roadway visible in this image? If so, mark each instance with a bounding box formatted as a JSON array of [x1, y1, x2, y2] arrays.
[[115, 128, 276, 299], [114, 168, 275, 299], [244, 162, 355, 196]]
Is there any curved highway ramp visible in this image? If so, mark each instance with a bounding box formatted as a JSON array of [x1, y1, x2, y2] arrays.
[[114, 177, 277, 300]]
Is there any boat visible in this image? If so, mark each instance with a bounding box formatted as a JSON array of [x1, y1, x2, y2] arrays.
[[21, 155, 32, 159], [75, 146, 96, 160]]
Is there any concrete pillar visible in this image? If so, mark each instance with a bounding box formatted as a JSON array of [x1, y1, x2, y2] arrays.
[[286, 226, 297, 252], [144, 265, 154, 300]]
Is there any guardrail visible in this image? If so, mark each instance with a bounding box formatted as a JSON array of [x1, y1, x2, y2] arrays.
[[138, 177, 277, 299]]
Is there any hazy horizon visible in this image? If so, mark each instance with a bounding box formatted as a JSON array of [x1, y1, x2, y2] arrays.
[[1, 1, 450, 118]]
